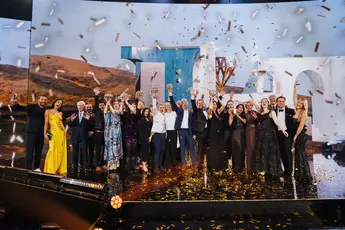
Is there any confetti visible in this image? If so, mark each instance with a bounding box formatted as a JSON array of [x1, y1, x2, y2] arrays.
[[4, 25, 12, 28], [296, 8, 304, 15], [81, 55, 88, 63], [10, 115, 14, 120], [79, 34, 84, 39], [335, 93, 341, 99], [87, 71, 95, 77], [31, 26, 36, 30], [252, 10, 259, 18], [10, 135, 16, 143], [115, 32, 120, 42], [317, 14, 326, 18], [133, 32, 141, 39], [155, 40, 161, 50], [57, 70, 65, 74], [44, 37, 49, 43], [305, 19, 312, 32], [316, 88, 324, 95], [314, 42, 320, 52], [341, 17, 345, 23], [204, 12, 207, 20], [16, 136, 23, 143], [35, 43, 44, 48], [31, 94, 35, 102], [17, 59, 22, 67], [95, 17, 106, 26], [218, 16, 222, 24], [241, 46, 247, 54], [193, 52, 199, 59], [12, 123, 16, 133], [17, 46, 26, 49], [321, 5, 331, 11], [41, 22, 51, 26], [227, 21, 231, 32], [88, 27, 95, 32], [325, 100, 334, 104], [130, 9, 135, 15], [163, 11, 169, 19], [85, 48, 90, 53], [296, 36, 303, 43], [35, 66, 40, 72], [49, 89, 53, 97], [239, 26, 244, 34], [307, 90, 313, 96], [11, 152, 15, 167], [16, 21, 24, 28], [282, 28, 288, 37], [336, 98, 341, 106], [93, 76, 101, 85], [90, 17, 98, 22], [202, 3, 210, 10], [285, 71, 293, 76], [49, 8, 54, 16], [58, 17, 64, 25]]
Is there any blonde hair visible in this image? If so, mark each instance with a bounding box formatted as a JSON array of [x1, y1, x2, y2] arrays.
[[297, 99, 308, 121]]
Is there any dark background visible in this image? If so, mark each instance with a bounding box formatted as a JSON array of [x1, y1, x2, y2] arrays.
[[0, 0, 316, 21]]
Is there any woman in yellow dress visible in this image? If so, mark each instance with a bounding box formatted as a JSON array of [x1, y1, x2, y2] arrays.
[[43, 99, 67, 175]]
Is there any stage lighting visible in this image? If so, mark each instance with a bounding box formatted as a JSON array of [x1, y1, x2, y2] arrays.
[[110, 195, 122, 209]]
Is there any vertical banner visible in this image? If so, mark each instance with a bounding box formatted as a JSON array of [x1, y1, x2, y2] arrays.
[[140, 62, 165, 106]]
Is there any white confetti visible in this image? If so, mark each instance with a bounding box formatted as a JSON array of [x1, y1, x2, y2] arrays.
[[218, 16, 222, 23], [44, 37, 49, 43], [204, 12, 207, 20], [296, 36, 303, 43], [12, 123, 16, 133], [54, 73, 58, 79], [155, 40, 161, 50], [305, 19, 312, 32], [16, 136, 23, 143], [49, 8, 54, 16], [4, 25, 12, 28], [252, 10, 259, 18], [93, 76, 101, 85], [57, 70, 65, 74], [35, 43, 44, 48], [163, 11, 169, 19], [93, 55, 97, 59], [8, 104, 12, 113], [17, 59, 22, 67], [10, 115, 14, 120], [125, 64, 130, 70], [85, 48, 90, 53], [49, 89, 53, 96], [35, 66, 40, 72], [31, 94, 35, 102], [11, 152, 15, 167], [87, 71, 95, 77], [88, 27, 95, 32], [95, 17, 106, 26], [296, 7, 304, 15], [10, 135, 16, 143], [16, 21, 24, 28], [283, 28, 288, 37], [323, 58, 330, 66]]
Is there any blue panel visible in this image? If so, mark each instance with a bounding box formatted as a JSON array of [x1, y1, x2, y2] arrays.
[[121, 47, 132, 59]]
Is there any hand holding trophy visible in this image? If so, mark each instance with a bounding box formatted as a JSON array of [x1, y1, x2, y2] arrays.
[[166, 84, 173, 94], [151, 88, 158, 99], [135, 91, 144, 100]]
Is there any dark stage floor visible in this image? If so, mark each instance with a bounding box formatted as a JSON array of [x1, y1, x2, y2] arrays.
[[1, 152, 345, 202]]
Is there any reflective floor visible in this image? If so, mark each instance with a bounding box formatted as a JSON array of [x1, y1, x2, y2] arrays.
[[1, 152, 344, 201]]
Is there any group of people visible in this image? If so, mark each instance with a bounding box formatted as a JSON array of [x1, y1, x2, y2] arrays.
[[10, 81, 312, 182]]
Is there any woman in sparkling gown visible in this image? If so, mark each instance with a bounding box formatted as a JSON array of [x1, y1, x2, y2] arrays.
[[43, 99, 67, 175], [251, 97, 288, 179], [244, 101, 258, 173], [229, 104, 246, 173], [104, 95, 123, 171], [293, 81, 313, 181], [207, 96, 225, 172]]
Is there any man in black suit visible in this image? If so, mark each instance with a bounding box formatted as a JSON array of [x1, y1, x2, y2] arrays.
[[92, 88, 106, 171], [67, 101, 91, 173], [85, 103, 95, 170], [275, 96, 297, 178], [190, 88, 208, 167], [11, 94, 48, 171], [168, 86, 196, 166]]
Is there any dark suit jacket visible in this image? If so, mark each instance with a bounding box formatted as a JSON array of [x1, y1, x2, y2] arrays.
[[275, 106, 297, 137], [169, 96, 194, 136], [68, 112, 92, 142], [92, 95, 105, 131], [191, 99, 207, 133], [14, 104, 46, 134]]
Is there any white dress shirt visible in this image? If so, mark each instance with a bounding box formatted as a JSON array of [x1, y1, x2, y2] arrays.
[[151, 98, 166, 134], [165, 112, 177, 131], [181, 110, 189, 129], [277, 107, 287, 131]]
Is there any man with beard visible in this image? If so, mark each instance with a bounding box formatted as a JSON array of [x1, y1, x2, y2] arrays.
[[11, 94, 48, 171]]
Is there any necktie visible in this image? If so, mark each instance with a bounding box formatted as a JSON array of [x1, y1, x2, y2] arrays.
[[79, 112, 82, 123], [279, 109, 284, 112]]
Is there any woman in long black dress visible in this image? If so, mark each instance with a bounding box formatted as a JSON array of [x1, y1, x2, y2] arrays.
[[245, 101, 258, 173], [252, 98, 288, 179], [229, 104, 246, 173], [207, 97, 225, 172], [293, 81, 312, 181], [223, 100, 234, 167], [138, 108, 152, 172]]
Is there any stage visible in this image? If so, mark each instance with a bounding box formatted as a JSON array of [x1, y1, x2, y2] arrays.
[[1, 152, 345, 229]]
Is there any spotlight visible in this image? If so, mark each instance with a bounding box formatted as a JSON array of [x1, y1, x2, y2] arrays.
[[110, 195, 122, 209]]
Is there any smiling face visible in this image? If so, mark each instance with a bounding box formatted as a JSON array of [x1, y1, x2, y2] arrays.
[[54, 100, 62, 109], [165, 103, 172, 112], [143, 108, 150, 118], [297, 99, 305, 110], [227, 100, 234, 110], [85, 104, 93, 113], [236, 104, 244, 114], [138, 101, 145, 110], [77, 101, 85, 112], [261, 98, 269, 109], [269, 95, 276, 105], [181, 100, 188, 110], [246, 101, 253, 111], [276, 96, 286, 109], [38, 96, 48, 107], [158, 104, 165, 113], [114, 100, 120, 110], [197, 99, 204, 109]]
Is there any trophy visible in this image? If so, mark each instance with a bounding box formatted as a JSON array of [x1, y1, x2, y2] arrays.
[[209, 90, 217, 98], [135, 91, 144, 100], [104, 94, 113, 103], [166, 84, 173, 91]]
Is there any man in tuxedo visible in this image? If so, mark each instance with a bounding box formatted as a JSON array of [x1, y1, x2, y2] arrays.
[[275, 96, 297, 178], [269, 94, 277, 110], [67, 101, 91, 174], [85, 103, 95, 170], [92, 88, 106, 171], [168, 87, 196, 166], [11, 95, 48, 171], [190, 88, 208, 167]]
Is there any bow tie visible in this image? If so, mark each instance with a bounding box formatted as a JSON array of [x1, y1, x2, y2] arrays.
[[278, 109, 284, 112]]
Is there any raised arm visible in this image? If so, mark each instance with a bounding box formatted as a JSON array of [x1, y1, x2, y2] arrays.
[[270, 110, 288, 136], [236, 114, 247, 124], [250, 95, 261, 112], [152, 97, 158, 116], [215, 95, 225, 113], [293, 81, 298, 109], [190, 88, 198, 112]]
